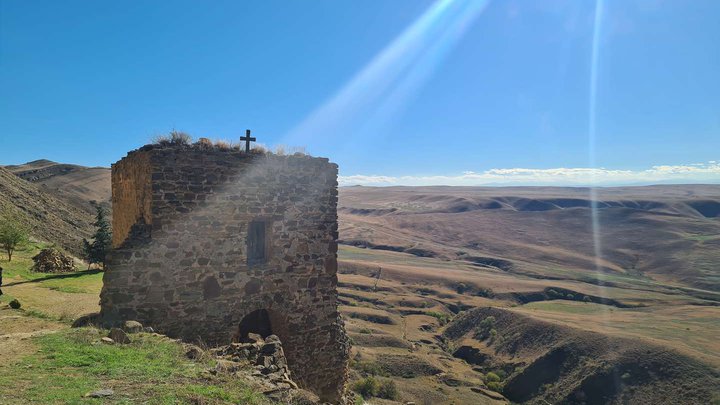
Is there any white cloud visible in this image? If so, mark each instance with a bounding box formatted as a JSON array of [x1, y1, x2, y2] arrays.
[[339, 162, 720, 187]]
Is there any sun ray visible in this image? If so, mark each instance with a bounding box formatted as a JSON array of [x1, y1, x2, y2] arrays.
[[283, 0, 490, 149]]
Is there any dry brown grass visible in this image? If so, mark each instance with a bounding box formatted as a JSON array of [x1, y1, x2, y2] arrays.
[[213, 139, 237, 151], [339, 185, 720, 293], [152, 130, 193, 146]]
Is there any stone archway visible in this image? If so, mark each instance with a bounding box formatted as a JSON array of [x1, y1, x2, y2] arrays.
[[237, 309, 273, 339], [235, 308, 289, 343]]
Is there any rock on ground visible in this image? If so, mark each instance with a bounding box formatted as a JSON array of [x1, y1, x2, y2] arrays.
[[108, 328, 131, 344], [121, 320, 143, 333]]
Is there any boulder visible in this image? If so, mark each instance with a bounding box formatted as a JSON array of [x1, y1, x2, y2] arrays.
[[239, 332, 263, 343], [85, 389, 114, 398], [108, 328, 131, 344], [260, 342, 282, 356], [214, 334, 291, 379], [214, 359, 241, 373], [265, 334, 281, 344], [185, 344, 205, 360], [72, 312, 101, 328], [122, 320, 143, 333]]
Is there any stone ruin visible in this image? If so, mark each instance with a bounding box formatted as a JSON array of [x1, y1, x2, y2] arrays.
[[99, 144, 350, 403]]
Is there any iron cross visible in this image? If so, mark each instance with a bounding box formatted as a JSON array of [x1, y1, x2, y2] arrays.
[[240, 129, 256, 153]]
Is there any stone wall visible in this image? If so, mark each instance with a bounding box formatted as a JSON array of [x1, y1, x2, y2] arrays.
[[111, 151, 152, 247], [100, 145, 349, 403]]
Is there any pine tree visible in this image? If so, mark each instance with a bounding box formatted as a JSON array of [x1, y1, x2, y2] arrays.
[[83, 205, 112, 270]]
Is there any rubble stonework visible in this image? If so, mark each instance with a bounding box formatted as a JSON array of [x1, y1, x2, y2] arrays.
[[100, 145, 350, 403]]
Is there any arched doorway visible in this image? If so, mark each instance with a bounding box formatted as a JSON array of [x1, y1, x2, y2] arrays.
[[237, 309, 273, 340]]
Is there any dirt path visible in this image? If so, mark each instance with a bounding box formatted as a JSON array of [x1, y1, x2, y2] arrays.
[[0, 311, 66, 365], [2, 274, 100, 319], [0, 275, 99, 367]]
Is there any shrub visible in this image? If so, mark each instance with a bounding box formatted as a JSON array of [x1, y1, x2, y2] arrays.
[[195, 137, 214, 149], [359, 328, 372, 334], [566, 294, 574, 300], [214, 140, 235, 151], [153, 130, 192, 146], [583, 296, 592, 303], [485, 372, 501, 383], [479, 316, 496, 329], [475, 315, 497, 340], [426, 311, 451, 325], [353, 376, 379, 398], [377, 379, 399, 400], [169, 130, 192, 145], [352, 360, 386, 376], [9, 299, 21, 309], [486, 381, 502, 392], [454, 282, 469, 294], [251, 143, 268, 153]]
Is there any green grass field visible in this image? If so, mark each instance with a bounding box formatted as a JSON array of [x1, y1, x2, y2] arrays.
[[2, 243, 103, 295], [0, 328, 267, 404]]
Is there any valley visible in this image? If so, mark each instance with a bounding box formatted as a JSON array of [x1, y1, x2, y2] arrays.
[[1, 161, 719, 404]]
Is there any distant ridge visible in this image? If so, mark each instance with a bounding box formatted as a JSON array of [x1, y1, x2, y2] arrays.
[[339, 184, 720, 292], [3, 159, 111, 216]]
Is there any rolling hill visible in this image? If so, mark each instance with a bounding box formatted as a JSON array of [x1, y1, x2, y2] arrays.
[[4, 159, 111, 216], [339, 185, 720, 293]]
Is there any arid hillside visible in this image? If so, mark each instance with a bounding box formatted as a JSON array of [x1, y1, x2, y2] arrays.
[[0, 166, 92, 255], [4, 159, 111, 215], [339, 185, 720, 292]]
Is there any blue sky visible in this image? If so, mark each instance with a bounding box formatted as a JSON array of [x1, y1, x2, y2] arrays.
[[1, 0, 718, 185]]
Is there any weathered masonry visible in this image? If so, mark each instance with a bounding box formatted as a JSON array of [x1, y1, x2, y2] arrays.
[[100, 144, 349, 402]]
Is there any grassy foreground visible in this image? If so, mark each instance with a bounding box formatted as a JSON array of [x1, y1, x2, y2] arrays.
[[0, 245, 269, 404], [0, 327, 268, 404]]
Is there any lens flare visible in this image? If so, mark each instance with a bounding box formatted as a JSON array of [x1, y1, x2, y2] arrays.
[[589, 0, 604, 276], [283, 0, 490, 147]]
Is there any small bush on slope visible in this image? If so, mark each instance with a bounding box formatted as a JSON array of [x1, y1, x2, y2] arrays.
[[353, 376, 379, 398]]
